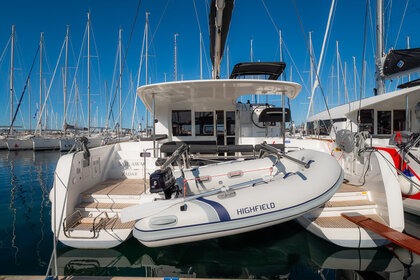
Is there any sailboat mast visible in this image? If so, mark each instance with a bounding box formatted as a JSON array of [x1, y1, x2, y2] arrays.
[[212, 0, 225, 79], [336, 41, 340, 104], [39, 32, 44, 135], [145, 12, 149, 85], [309, 32, 314, 116], [87, 12, 91, 136], [174, 33, 178, 81], [64, 26, 69, 134], [9, 25, 15, 130], [200, 32, 203, 80], [375, 0, 385, 95], [119, 27, 122, 133]]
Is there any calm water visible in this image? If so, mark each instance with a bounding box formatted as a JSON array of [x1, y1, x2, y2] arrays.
[[0, 149, 419, 279]]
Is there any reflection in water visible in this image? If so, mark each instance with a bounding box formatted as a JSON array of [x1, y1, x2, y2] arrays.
[[36, 158, 48, 268], [0, 150, 60, 275], [0, 150, 419, 279], [9, 158, 19, 265], [55, 222, 411, 279]]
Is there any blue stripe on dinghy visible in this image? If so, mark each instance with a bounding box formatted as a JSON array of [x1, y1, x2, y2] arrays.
[[196, 197, 231, 221]]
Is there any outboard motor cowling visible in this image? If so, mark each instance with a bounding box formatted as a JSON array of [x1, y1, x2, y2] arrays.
[[150, 167, 176, 199]]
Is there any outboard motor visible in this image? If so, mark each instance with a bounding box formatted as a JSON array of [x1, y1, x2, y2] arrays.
[[150, 167, 177, 199]]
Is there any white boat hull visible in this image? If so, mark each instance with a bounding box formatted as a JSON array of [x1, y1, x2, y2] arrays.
[[6, 138, 33, 150], [58, 228, 133, 249], [59, 138, 76, 151], [33, 136, 60, 150], [294, 142, 405, 248]]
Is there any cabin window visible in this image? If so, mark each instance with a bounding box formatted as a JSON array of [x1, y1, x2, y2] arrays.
[[393, 110, 406, 131], [377, 111, 392, 134], [172, 110, 192, 136], [195, 112, 214, 136], [226, 111, 235, 136], [358, 109, 374, 134]]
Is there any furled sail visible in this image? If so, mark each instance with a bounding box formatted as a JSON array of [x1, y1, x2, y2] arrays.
[[209, 0, 234, 79], [382, 48, 420, 78]]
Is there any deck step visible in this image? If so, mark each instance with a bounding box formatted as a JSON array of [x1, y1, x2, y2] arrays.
[[80, 178, 148, 202], [333, 183, 368, 197], [325, 199, 376, 208], [69, 216, 136, 231], [76, 202, 137, 213], [310, 214, 386, 229]]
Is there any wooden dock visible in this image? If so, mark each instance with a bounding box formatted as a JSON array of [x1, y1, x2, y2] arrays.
[[342, 213, 420, 255]]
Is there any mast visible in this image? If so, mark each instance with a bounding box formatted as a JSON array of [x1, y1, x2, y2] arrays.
[[119, 27, 122, 134], [173, 33, 178, 81], [305, 0, 336, 127], [145, 13, 149, 134], [375, 0, 385, 95], [145, 12, 149, 85], [353, 56, 357, 101], [87, 11, 91, 136], [9, 25, 15, 132], [209, 0, 233, 79], [308, 31, 314, 117], [200, 32, 203, 80], [212, 0, 224, 79], [39, 32, 44, 135], [336, 41, 340, 104], [63, 26, 69, 134]]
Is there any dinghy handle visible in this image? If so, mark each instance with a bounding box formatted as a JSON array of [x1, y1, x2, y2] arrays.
[[260, 142, 313, 168]]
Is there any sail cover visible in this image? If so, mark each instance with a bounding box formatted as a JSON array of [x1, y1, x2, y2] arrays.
[[209, 0, 234, 68], [383, 48, 420, 78]]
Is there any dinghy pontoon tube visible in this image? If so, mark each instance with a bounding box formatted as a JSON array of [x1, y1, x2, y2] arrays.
[[122, 143, 344, 247]]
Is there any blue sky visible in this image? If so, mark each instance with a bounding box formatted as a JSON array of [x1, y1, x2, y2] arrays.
[[1, 0, 419, 131]]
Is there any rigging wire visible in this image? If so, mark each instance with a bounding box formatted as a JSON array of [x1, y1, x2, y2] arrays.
[[193, 0, 212, 78], [393, 0, 410, 49], [8, 45, 40, 135], [260, 0, 311, 97], [291, 0, 337, 133], [0, 36, 11, 66], [107, 0, 143, 127], [357, 0, 370, 131]]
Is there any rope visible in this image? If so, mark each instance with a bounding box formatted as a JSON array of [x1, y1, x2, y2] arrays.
[[184, 166, 274, 183]]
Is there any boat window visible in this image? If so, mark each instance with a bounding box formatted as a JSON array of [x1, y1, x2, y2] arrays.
[[226, 111, 235, 136], [318, 119, 331, 135], [172, 110, 192, 136], [358, 109, 374, 134], [377, 111, 392, 134], [393, 110, 406, 131], [306, 121, 315, 135], [195, 112, 214, 136]]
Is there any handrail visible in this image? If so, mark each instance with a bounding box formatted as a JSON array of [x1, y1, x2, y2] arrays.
[[62, 211, 109, 239], [160, 144, 188, 170], [260, 142, 312, 169]]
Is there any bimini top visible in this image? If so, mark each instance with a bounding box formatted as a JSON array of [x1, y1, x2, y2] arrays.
[[137, 79, 301, 112], [229, 62, 286, 80]]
